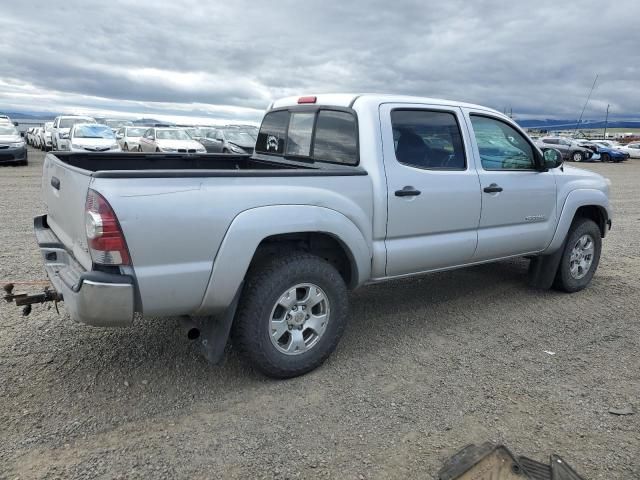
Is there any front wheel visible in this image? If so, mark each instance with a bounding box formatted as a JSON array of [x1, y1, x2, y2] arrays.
[[123, 143, 128, 151], [601, 153, 610, 163], [232, 252, 349, 378], [572, 151, 584, 162], [553, 218, 601, 293]]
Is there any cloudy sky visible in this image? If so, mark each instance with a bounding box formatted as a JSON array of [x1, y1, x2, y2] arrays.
[[1, 0, 639, 123]]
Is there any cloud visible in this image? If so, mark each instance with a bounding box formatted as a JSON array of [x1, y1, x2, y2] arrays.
[[1, 0, 639, 121]]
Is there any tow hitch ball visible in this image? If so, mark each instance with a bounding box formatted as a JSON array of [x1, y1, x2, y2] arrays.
[[3, 283, 63, 316]]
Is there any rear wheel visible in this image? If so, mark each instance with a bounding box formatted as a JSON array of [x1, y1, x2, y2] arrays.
[[123, 143, 128, 151], [572, 151, 584, 162], [232, 252, 349, 378], [553, 218, 601, 293], [137, 145, 142, 152], [601, 153, 610, 163]]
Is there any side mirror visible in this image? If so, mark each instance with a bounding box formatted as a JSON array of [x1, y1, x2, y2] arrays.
[[543, 148, 563, 169], [116, 133, 124, 139]]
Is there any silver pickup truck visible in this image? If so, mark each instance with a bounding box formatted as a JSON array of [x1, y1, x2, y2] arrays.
[[24, 94, 612, 378]]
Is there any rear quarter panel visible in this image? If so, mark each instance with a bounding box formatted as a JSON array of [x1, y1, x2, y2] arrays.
[[91, 174, 373, 317]]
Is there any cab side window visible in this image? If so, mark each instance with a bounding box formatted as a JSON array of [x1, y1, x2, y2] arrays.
[[470, 115, 535, 170], [390, 110, 466, 170]]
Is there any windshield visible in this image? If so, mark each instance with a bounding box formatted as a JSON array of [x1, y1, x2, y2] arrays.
[[184, 128, 200, 137], [73, 125, 115, 139], [0, 124, 18, 136], [223, 130, 255, 144], [59, 118, 94, 129], [156, 129, 191, 140], [126, 127, 146, 137]]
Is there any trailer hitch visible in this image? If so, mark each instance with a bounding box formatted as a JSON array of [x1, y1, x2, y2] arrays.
[[3, 283, 63, 316]]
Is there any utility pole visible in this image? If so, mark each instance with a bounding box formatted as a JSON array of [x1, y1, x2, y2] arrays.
[[603, 104, 610, 140], [575, 74, 599, 134]]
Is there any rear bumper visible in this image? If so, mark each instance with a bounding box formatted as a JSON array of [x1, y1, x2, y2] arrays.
[[34, 215, 135, 327]]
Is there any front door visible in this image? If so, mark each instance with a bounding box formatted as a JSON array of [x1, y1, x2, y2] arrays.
[[463, 111, 557, 260], [381, 104, 482, 277]]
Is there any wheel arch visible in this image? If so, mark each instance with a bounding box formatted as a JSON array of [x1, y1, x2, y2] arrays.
[[543, 189, 611, 254], [195, 205, 372, 315]]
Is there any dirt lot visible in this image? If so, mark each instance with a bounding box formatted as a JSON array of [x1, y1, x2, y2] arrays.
[[1, 148, 638, 479]]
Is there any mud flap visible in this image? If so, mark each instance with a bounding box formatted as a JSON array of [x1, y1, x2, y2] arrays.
[[197, 284, 242, 365], [438, 443, 585, 480], [528, 242, 565, 290]]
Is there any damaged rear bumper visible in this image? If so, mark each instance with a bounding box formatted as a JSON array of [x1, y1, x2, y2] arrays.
[[35, 215, 135, 327]]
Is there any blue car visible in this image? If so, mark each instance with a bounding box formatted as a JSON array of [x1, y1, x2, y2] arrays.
[[597, 145, 629, 163]]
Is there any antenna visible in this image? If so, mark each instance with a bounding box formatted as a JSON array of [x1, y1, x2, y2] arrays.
[[574, 74, 598, 135]]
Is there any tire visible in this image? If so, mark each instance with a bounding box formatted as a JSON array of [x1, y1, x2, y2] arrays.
[[232, 252, 349, 378], [572, 151, 584, 162], [553, 218, 601, 293], [601, 153, 610, 163], [156, 147, 160, 152], [222, 148, 229, 153], [123, 143, 128, 151], [137, 146, 142, 152]]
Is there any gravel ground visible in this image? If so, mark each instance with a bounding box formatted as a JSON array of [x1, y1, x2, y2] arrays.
[[1, 149, 638, 479]]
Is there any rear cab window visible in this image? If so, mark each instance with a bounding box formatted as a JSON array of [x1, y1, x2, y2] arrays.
[[256, 107, 358, 166]]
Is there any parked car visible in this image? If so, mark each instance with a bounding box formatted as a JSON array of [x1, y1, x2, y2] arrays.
[[68, 124, 121, 152], [617, 142, 640, 159], [594, 143, 629, 163], [137, 127, 206, 153], [33, 127, 44, 149], [38, 122, 54, 151], [28, 127, 40, 147], [196, 127, 256, 154], [535, 137, 594, 162], [52, 115, 96, 151], [0, 123, 27, 165], [115, 126, 147, 151], [105, 119, 134, 133], [0, 114, 13, 125], [19, 94, 612, 379]]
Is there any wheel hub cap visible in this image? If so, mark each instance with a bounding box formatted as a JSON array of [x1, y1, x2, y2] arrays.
[[569, 234, 594, 280], [269, 283, 330, 355]]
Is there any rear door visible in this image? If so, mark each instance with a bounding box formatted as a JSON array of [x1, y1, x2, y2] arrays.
[[381, 104, 482, 276], [42, 155, 93, 269], [463, 110, 557, 260]]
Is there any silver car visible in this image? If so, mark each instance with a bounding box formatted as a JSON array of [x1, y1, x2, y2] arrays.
[[115, 126, 147, 151], [68, 124, 121, 152], [137, 127, 206, 153]]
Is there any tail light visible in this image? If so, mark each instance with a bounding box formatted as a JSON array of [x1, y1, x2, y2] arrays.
[[85, 189, 131, 265], [297, 96, 317, 104]]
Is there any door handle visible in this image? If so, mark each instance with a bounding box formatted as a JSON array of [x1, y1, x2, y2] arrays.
[[51, 176, 60, 190], [483, 183, 503, 193], [395, 186, 421, 197]]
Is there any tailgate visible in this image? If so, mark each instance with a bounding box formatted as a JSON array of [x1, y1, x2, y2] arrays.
[[42, 154, 93, 270]]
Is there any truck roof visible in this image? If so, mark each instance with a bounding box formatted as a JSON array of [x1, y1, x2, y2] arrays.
[[270, 93, 502, 115]]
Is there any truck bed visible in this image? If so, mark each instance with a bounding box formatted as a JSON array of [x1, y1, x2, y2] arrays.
[[55, 152, 366, 178]]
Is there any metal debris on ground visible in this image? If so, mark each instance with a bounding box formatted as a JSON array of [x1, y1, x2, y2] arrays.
[[439, 442, 586, 479]]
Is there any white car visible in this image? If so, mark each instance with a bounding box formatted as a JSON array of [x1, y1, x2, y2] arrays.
[[137, 127, 206, 153], [52, 115, 96, 151], [115, 126, 147, 151], [32, 127, 44, 149], [37, 122, 54, 151], [618, 142, 640, 159], [68, 124, 121, 152], [0, 115, 12, 124]]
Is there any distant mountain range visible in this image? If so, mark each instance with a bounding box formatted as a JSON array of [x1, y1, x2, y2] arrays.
[[515, 119, 640, 130]]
